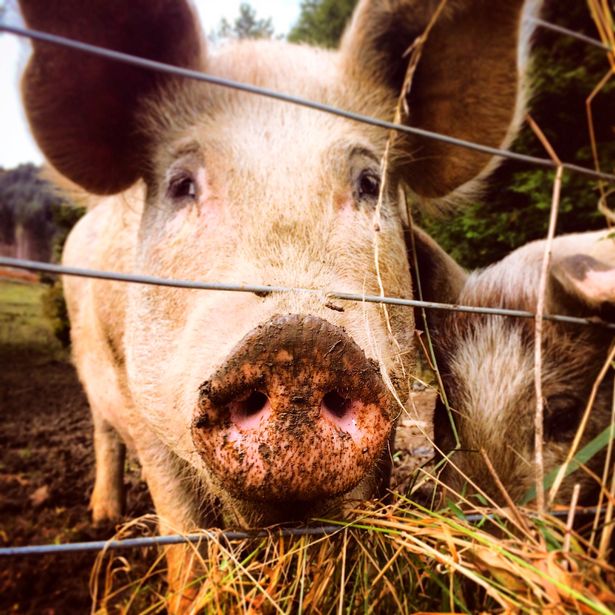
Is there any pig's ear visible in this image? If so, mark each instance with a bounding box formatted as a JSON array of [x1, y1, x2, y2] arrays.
[[341, 0, 529, 201], [20, 0, 204, 195], [408, 227, 467, 327], [551, 250, 615, 319]]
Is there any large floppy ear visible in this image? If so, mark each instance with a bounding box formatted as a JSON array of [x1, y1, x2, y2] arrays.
[[19, 0, 204, 195], [408, 226, 467, 329], [550, 232, 615, 318], [341, 0, 530, 201]]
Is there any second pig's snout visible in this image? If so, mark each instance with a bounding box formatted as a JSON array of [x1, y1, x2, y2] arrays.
[[192, 314, 394, 503]]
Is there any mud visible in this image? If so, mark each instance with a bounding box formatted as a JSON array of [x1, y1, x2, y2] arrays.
[[392, 386, 436, 492], [0, 344, 153, 614]]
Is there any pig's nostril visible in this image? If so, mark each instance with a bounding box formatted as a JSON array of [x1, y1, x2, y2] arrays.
[[322, 390, 351, 418], [228, 390, 271, 430], [240, 390, 269, 417]]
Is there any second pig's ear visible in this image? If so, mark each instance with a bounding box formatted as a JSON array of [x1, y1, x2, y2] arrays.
[[408, 226, 467, 331], [341, 0, 531, 203], [551, 251, 615, 321]]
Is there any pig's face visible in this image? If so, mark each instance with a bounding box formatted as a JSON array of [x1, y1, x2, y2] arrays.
[[435, 313, 613, 505], [19, 0, 533, 526], [126, 44, 414, 523], [414, 230, 615, 506]]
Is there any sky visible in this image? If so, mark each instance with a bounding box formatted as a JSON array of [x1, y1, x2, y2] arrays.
[[0, 0, 301, 169]]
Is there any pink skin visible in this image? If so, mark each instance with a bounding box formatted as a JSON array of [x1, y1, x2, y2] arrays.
[[578, 269, 615, 304], [229, 393, 363, 441], [229, 394, 272, 432], [320, 397, 362, 439]]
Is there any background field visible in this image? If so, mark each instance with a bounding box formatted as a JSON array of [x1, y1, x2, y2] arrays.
[[0, 280, 152, 613]]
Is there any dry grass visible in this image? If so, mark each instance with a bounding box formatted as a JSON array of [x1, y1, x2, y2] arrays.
[[91, 484, 615, 614]]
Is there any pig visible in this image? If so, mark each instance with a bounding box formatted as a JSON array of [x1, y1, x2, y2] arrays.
[[411, 227, 615, 506], [18, 0, 535, 600]]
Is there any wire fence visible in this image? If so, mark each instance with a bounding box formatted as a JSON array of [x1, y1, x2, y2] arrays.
[[0, 507, 606, 557], [0, 9, 613, 558], [526, 15, 612, 50], [2, 256, 615, 330]]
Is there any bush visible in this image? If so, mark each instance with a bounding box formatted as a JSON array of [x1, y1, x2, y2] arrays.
[[41, 201, 86, 347]]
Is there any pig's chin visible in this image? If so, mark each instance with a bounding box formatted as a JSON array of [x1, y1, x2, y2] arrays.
[[216, 477, 378, 529], [222, 496, 342, 528]]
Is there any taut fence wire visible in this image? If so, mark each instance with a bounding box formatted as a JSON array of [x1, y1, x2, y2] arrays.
[[526, 15, 612, 50], [0, 11, 613, 557], [0, 507, 608, 556], [2, 256, 615, 330]]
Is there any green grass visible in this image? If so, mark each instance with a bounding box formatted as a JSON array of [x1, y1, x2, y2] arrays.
[[0, 280, 61, 352]]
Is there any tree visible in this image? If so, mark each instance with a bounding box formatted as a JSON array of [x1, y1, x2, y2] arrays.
[[0, 164, 59, 261], [0, 163, 85, 346], [218, 3, 274, 40], [288, 0, 356, 47]]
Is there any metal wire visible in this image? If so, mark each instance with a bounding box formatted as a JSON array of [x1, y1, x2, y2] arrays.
[[0, 526, 342, 556], [3, 256, 615, 330], [0, 507, 606, 556], [527, 16, 612, 51], [1, 23, 614, 185]]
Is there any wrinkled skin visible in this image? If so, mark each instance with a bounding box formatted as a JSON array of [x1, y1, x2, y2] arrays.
[[413, 228, 615, 506], [19, 0, 534, 602]]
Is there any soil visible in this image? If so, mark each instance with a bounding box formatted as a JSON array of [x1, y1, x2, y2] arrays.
[[392, 386, 436, 492], [0, 343, 154, 614], [0, 282, 436, 613]]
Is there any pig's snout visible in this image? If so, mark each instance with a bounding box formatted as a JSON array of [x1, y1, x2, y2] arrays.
[[192, 314, 394, 503]]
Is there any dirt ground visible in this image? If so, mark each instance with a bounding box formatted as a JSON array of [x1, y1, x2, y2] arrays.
[[0, 343, 154, 614], [0, 280, 435, 613]]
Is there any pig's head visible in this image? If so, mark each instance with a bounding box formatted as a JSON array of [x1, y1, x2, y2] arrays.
[[413, 229, 615, 506], [20, 0, 532, 525]]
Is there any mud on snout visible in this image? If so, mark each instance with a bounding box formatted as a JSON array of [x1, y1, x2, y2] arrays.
[[191, 314, 396, 507]]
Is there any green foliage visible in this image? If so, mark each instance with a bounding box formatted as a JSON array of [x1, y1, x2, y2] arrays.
[[40, 201, 86, 347], [0, 281, 60, 352], [521, 422, 615, 504], [40, 278, 71, 347], [288, 0, 357, 47], [416, 1, 614, 269], [47, 200, 86, 264], [218, 3, 274, 40], [0, 162, 85, 346]]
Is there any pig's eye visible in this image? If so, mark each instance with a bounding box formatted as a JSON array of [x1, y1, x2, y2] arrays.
[[168, 174, 197, 201], [356, 170, 381, 202], [544, 394, 583, 440]]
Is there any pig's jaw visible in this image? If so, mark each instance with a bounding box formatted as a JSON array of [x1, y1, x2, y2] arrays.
[[214, 473, 380, 529]]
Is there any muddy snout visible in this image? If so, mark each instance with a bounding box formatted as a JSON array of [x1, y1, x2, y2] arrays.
[[192, 314, 394, 503]]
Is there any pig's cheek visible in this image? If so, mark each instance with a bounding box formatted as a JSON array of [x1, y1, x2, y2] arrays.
[[163, 201, 211, 237], [153, 297, 272, 461]]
